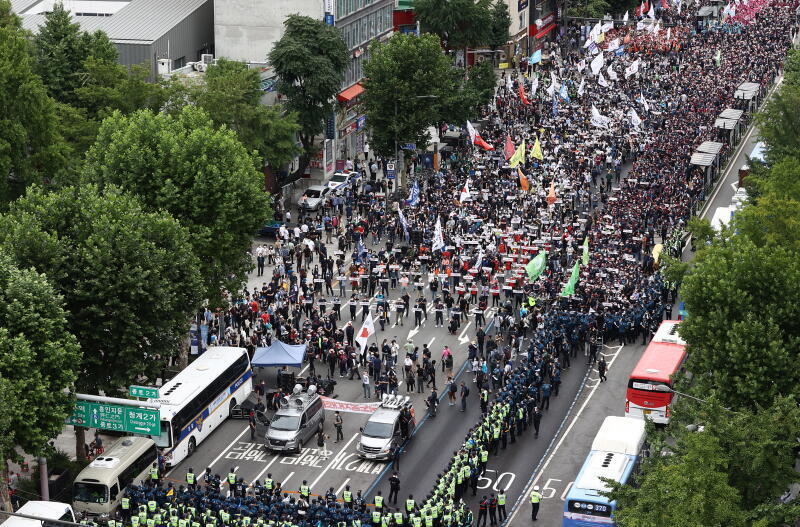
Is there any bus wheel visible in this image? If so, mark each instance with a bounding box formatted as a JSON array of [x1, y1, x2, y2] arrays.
[[188, 437, 196, 457]]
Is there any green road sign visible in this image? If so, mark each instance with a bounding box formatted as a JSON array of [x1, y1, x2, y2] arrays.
[[129, 386, 159, 399], [66, 401, 160, 435]]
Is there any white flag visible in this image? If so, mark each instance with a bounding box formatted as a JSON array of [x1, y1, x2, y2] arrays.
[[583, 36, 595, 48], [636, 20, 646, 30], [607, 38, 621, 51], [590, 52, 605, 75], [546, 81, 555, 97], [607, 64, 618, 81], [355, 312, 375, 350], [459, 180, 471, 203], [591, 21, 602, 39], [625, 59, 640, 78], [577, 59, 587, 72], [648, 2, 656, 18], [466, 120, 477, 144], [432, 215, 445, 252], [601, 21, 614, 33], [638, 92, 650, 112], [550, 71, 560, 90], [677, 0, 682, 14], [598, 72, 609, 88], [591, 105, 611, 128], [667, 27, 671, 40], [629, 108, 642, 129], [506, 75, 513, 92], [577, 78, 585, 97], [531, 76, 539, 98], [623, 10, 629, 22]]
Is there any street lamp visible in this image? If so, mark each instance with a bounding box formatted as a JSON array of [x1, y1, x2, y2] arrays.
[[394, 95, 440, 190], [652, 384, 733, 411]]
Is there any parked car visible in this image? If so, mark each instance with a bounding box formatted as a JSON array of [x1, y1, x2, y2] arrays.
[[257, 220, 284, 238], [326, 171, 360, 191], [297, 185, 331, 211]]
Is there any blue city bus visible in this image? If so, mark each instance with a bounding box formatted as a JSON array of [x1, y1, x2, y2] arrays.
[[562, 416, 646, 526]]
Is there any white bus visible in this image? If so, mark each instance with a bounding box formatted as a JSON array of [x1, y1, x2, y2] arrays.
[[150, 347, 253, 468], [72, 437, 157, 516]]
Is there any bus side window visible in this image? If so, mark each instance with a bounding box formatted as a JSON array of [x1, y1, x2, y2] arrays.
[[110, 484, 119, 500]]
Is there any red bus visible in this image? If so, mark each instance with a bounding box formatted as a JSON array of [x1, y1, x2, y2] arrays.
[[625, 320, 687, 425]]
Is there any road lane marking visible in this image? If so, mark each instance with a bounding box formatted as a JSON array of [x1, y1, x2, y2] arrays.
[[180, 425, 249, 480], [504, 344, 625, 526], [252, 454, 279, 483], [281, 471, 294, 487], [335, 478, 351, 496], [310, 433, 359, 488]]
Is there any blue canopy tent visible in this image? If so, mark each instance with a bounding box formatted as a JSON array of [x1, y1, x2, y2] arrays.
[[252, 341, 305, 368]]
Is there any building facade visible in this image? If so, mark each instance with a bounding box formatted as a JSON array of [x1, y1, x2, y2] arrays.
[[13, 0, 213, 78]]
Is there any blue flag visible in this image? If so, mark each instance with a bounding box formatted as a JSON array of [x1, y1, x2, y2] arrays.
[[552, 96, 558, 116], [357, 239, 366, 262], [405, 181, 420, 207], [398, 208, 410, 242], [529, 49, 542, 64], [559, 83, 570, 102]]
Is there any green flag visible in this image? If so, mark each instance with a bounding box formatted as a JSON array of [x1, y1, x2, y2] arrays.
[[715, 49, 721, 66], [560, 262, 581, 297], [525, 251, 547, 282], [582, 238, 590, 266]]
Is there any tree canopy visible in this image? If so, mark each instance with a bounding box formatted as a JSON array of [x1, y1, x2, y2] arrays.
[[188, 58, 301, 170], [0, 16, 67, 204], [268, 15, 347, 182], [81, 106, 271, 302], [0, 185, 201, 394], [414, 0, 492, 52], [0, 252, 80, 510]]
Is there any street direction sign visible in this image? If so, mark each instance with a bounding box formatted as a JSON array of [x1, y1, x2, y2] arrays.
[[129, 385, 159, 399], [66, 401, 160, 435], [401, 143, 416, 150]]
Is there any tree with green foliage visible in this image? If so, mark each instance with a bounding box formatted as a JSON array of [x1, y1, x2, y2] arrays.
[[0, 184, 202, 456], [268, 15, 347, 182], [190, 58, 301, 170], [0, 15, 68, 204], [466, 61, 497, 107], [0, 252, 81, 510], [755, 82, 800, 162], [607, 430, 747, 527], [568, 0, 612, 19], [81, 106, 271, 302], [73, 60, 165, 122], [32, 2, 87, 101], [0, 0, 22, 30], [735, 196, 800, 251], [414, 0, 492, 54], [364, 33, 466, 157], [679, 236, 800, 410], [487, 1, 511, 51]]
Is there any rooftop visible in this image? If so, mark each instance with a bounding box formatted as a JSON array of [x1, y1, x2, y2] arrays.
[[12, 0, 207, 44]]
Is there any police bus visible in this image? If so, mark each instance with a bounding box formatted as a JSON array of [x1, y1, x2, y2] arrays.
[[625, 320, 686, 425], [73, 437, 157, 517], [562, 416, 647, 526], [149, 347, 253, 468]]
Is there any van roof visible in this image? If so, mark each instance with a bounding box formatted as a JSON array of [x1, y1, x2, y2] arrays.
[[3, 501, 73, 527], [275, 393, 320, 416], [369, 407, 399, 424]]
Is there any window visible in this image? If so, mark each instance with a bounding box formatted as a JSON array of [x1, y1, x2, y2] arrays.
[[172, 353, 249, 434], [119, 445, 157, 489], [109, 484, 119, 501], [173, 56, 186, 69]]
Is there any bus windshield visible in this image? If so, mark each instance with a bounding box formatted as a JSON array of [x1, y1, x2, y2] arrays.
[[73, 482, 109, 503], [151, 421, 172, 448]]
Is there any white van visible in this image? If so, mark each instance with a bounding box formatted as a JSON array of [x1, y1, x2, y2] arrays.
[[1, 501, 75, 527], [72, 437, 157, 517]]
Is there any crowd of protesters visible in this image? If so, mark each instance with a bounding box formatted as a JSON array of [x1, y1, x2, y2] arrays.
[[174, 0, 800, 524]]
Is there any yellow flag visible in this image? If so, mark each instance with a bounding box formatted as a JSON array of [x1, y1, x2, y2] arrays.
[[531, 137, 544, 161], [509, 140, 526, 168]]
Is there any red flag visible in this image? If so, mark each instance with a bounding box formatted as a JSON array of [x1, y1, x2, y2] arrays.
[[661, 0, 668, 9], [518, 82, 530, 105], [474, 136, 495, 151], [504, 135, 515, 160]]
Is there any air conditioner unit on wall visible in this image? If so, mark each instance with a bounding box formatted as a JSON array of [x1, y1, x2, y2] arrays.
[[201, 53, 214, 64]]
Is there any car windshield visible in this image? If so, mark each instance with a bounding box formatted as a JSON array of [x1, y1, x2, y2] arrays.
[[330, 175, 347, 182], [305, 189, 321, 198], [270, 414, 300, 431], [73, 482, 108, 503], [362, 420, 394, 438]]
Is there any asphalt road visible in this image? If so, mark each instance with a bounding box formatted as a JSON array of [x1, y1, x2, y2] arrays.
[[500, 95, 769, 527], [164, 230, 506, 501]]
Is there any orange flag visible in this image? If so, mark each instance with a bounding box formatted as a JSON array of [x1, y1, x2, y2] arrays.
[[518, 167, 529, 191], [547, 181, 556, 205]]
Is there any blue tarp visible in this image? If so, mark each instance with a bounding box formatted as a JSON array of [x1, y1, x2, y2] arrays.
[[252, 341, 305, 368]]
